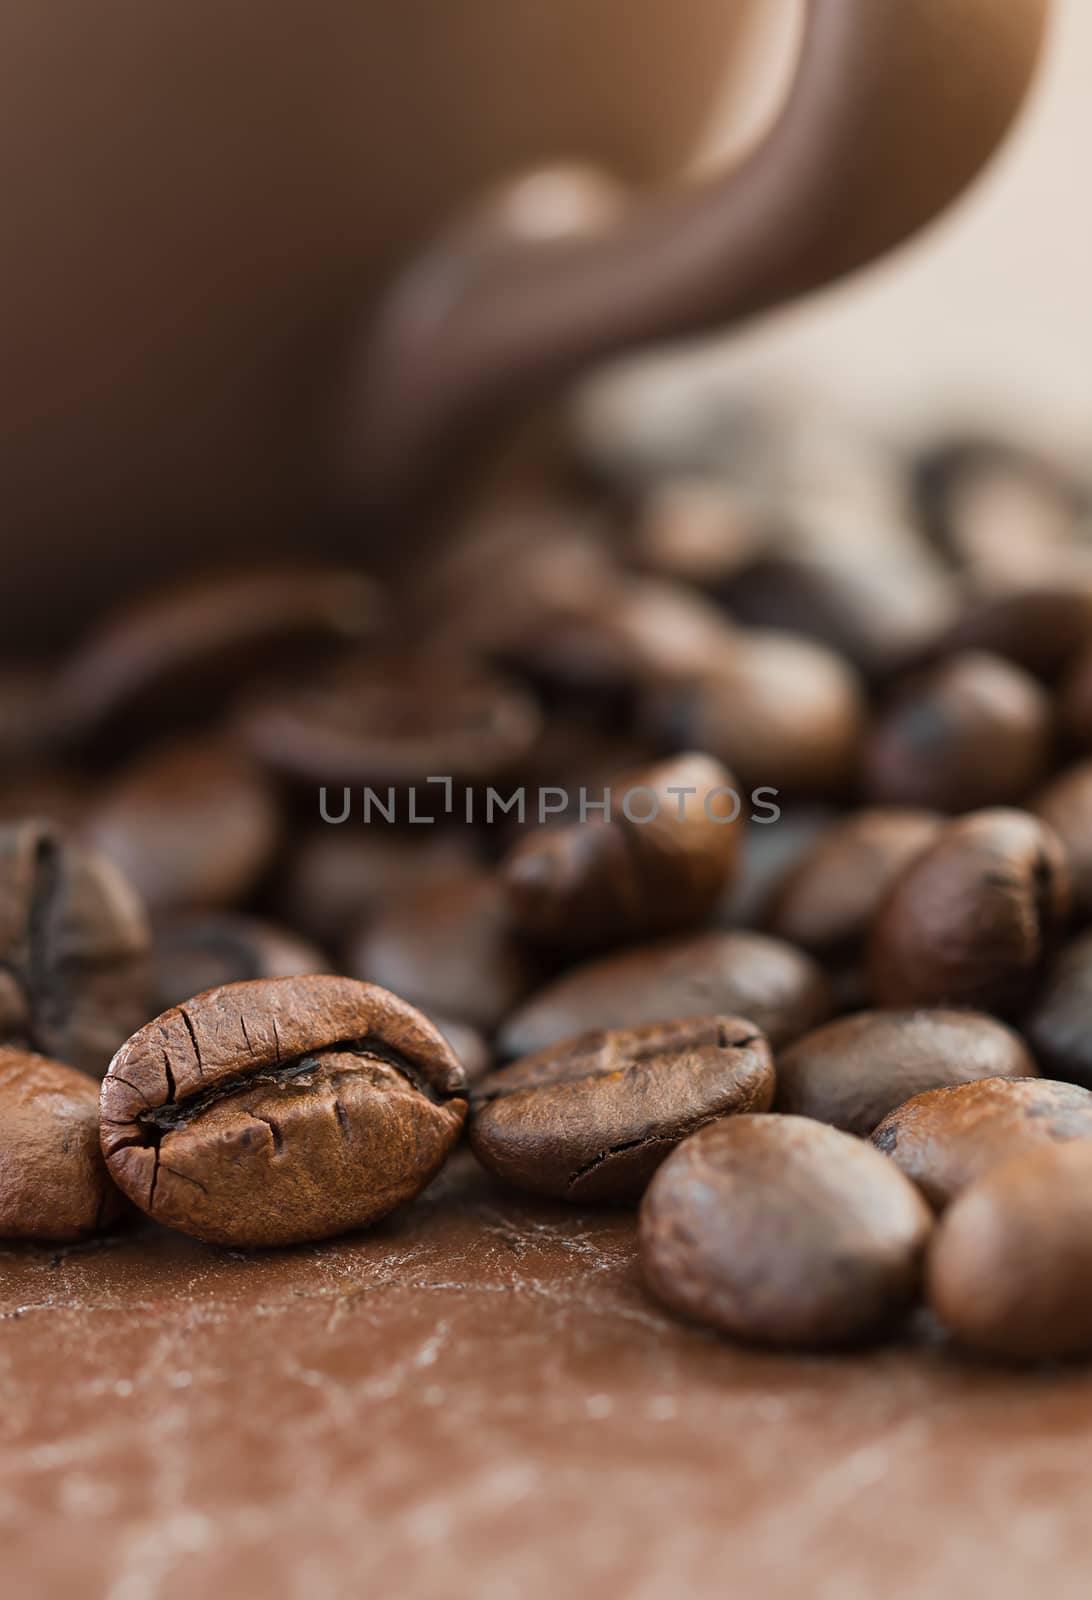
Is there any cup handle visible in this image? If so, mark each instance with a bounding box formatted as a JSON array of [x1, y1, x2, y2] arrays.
[[338, 0, 1049, 512]]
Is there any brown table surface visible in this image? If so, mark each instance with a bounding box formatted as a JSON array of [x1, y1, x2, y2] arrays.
[[3, 1149, 1092, 1599]]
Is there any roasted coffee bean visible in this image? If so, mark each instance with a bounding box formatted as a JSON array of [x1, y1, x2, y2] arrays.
[[348, 868, 541, 1034], [510, 723, 664, 829], [0, 769, 91, 829], [1025, 930, 1092, 1089], [276, 826, 480, 950], [493, 574, 738, 713], [639, 1115, 932, 1347], [631, 477, 763, 589], [237, 652, 541, 788], [775, 1010, 1037, 1137], [651, 629, 865, 795], [927, 1140, 1092, 1360], [724, 549, 955, 680], [1031, 761, 1092, 920], [470, 1016, 774, 1202], [766, 808, 940, 958], [499, 929, 831, 1060], [869, 810, 1070, 1016], [909, 588, 1092, 682], [84, 736, 280, 914], [1059, 641, 1092, 751], [0, 1047, 126, 1241], [151, 912, 327, 1013], [502, 753, 743, 949], [0, 666, 63, 764], [872, 1078, 1092, 1210], [716, 807, 836, 930], [53, 565, 379, 752], [100, 976, 467, 1247], [0, 820, 151, 1077], [861, 652, 1052, 813]]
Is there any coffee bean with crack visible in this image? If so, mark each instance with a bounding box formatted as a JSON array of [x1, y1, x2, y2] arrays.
[[0, 1047, 128, 1241], [100, 975, 468, 1247], [469, 1017, 774, 1203], [0, 819, 152, 1077]]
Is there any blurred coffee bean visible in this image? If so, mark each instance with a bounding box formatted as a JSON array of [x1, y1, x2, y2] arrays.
[[873, 1078, 1092, 1211], [0, 819, 151, 1077], [651, 629, 866, 796], [716, 807, 836, 930], [152, 911, 327, 1012], [510, 722, 663, 828], [0, 666, 65, 763], [470, 1016, 774, 1202], [775, 1009, 1037, 1137], [54, 565, 379, 754], [276, 825, 481, 950], [493, 575, 737, 716], [629, 477, 764, 588], [238, 653, 541, 789], [909, 587, 1092, 682], [499, 929, 831, 1060], [1025, 930, 1092, 1090], [927, 1140, 1092, 1360], [502, 753, 743, 950], [640, 1115, 932, 1347], [869, 810, 1070, 1016], [419, 505, 618, 650], [914, 435, 1088, 582], [1031, 761, 1092, 920], [1058, 641, 1092, 751], [84, 736, 280, 914], [347, 868, 541, 1034], [724, 550, 956, 679], [767, 808, 941, 959], [0, 1048, 127, 1241], [0, 769, 92, 829], [861, 652, 1052, 813]]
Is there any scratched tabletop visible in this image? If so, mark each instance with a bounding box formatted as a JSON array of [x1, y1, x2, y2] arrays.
[[2, 1150, 1091, 1599]]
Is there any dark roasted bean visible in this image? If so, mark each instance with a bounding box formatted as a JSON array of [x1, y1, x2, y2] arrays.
[[499, 929, 831, 1060], [84, 736, 280, 913], [927, 1140, 1092, 1360], [766, 808, 940, 958], [872, 1077, 1092, 1210], [862, 652, 1052, 813], [151, 912, 327, 1013], [775, 1009, 1037, 1137], [639, 1115, 932, 1347], [470, 1016, 774, 1202], [869, 810, 1070, 1016], [502, 753, 743, 950]]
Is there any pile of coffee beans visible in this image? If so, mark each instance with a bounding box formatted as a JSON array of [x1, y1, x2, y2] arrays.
[[5, 382, 1092, 1364]]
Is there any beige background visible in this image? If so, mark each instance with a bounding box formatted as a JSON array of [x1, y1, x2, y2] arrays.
[[680, 0, 1091, 465]]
